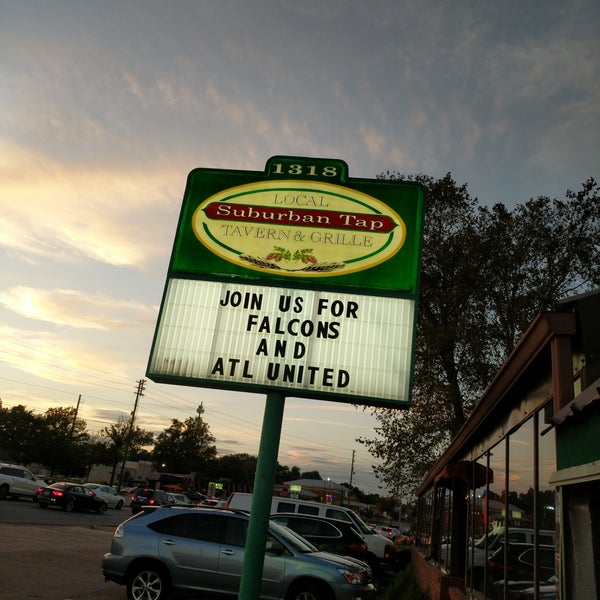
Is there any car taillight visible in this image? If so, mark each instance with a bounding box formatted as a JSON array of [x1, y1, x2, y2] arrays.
[[148, 499, 155, 504], [349, 542, 368, 552], [37, 486, 44, 493], [51, 490, 64, 497]]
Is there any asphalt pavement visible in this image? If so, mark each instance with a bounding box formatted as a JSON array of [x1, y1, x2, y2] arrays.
[[2, 522, 120, 600], [1, 500, 393, 599]]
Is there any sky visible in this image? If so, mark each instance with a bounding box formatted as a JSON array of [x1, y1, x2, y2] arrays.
[[1, 0, 598, 495]]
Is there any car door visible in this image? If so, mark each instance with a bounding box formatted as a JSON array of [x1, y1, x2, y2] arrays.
[[101, 485, 120, 507], [71, 485, 94, 510], [276, 516, 342, 553], [152, 513, 221, 592], [17, 468, 39, 496], [215, 516, 286, 599]]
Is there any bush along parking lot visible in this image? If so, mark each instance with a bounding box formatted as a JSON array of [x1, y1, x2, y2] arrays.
[[382, 567, 429, 600]]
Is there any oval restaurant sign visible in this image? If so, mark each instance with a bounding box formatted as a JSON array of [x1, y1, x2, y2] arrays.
[[147, 156, 425, 409], [192, 179, 406, 277]]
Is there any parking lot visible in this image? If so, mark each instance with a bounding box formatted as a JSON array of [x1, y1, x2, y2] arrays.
[[1, 500, 394, 599], [2, 522, 119, 600]]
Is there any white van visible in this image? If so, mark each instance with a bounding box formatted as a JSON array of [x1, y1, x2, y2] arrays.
[[225, 492, 396, 571], [0, 463, 46, 500]]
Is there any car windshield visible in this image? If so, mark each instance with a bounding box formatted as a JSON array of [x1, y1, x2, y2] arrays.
[[269, 520, 318, 553], [348, 513, 376, 535]]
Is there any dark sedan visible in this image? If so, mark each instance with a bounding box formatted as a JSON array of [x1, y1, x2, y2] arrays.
[[37, 482, 108, 514], [487, 542, 556, 583], [269, 512, 373, 572]]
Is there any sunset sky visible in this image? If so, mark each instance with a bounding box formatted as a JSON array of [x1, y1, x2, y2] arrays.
[[1, 0, 598, 494]]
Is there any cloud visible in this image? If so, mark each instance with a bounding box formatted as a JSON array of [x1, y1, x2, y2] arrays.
[[0, 286, 157, 330], [0, 324, 131, 385], [0, 141, 179, 268]]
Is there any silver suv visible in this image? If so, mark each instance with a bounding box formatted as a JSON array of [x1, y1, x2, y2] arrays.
[[101, 507, 375, 600], [0, 463, 46, 500]]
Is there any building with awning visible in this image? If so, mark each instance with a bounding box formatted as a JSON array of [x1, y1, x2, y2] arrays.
[[412, 289, 600, 600]]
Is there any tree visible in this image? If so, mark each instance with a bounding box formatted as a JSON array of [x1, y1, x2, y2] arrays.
[[275, 463, 301, 483], [152, 404, 217, 473], [359, 175, 600, 497], [37, 406, 89, 475], [210, 453, 257, 485], [99, 417, 154, 485], [0, 403, 44, 464], [299, 470, 322, 480]]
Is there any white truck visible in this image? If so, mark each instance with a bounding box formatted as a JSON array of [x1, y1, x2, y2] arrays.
[[225, 492, 397, 573]]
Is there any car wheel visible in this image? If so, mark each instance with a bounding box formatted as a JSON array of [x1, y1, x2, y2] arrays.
[[115, 500, 123, 510], [97, 502, 107, 515], [0, 484, 9, 500], [287, 581, 333, 600], [127, 565, 170, 600], [63, 498, 75, 512]]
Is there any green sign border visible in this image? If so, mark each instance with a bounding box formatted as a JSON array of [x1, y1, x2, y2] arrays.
[[147, 156, 426, 408]]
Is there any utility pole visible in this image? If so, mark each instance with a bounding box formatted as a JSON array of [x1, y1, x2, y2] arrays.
[[69, 394, 82, 438], [66, 394, 83, 477], [117, 379, 145, 491], [347, 450, 356, 506]]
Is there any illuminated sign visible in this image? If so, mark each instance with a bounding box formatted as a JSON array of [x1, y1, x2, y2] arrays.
[[192, 179, 406, 277], [147, 156, 425, 408]]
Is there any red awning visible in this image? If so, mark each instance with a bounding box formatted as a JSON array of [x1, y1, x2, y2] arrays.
[[434, 460, 492, 488]]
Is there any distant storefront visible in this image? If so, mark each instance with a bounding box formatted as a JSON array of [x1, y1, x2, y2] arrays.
[[412, 289, 600, 600]]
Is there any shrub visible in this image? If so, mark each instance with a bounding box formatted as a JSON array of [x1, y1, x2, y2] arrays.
[[383, 566, 429, 600]]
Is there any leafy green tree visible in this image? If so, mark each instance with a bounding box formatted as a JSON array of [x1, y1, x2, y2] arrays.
[[360, 175, 600, 497], [152, 403, 217, 474], [275, 463, 301, 483], [99, 417, 154, 485], [37, 406, 89, 475], [209, 453, 257, 485], [0, 403, 44, 464]]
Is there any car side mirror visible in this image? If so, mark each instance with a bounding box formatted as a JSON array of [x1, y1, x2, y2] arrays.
[[265, 540, 285, 555]]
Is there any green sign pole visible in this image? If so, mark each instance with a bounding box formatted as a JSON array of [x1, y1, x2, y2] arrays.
[[238, 391, 286, 600]]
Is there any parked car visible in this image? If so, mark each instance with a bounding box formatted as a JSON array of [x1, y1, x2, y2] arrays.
[[37, 482, 108, 513], [130, 487, 170, 514], [374, 525, 400, 539], [182, 490, 206, 504], [101, 506, 376, 600], [225, 492, 396, 572], [0, 463, 47, 501], [84, 483, 128, 509], [169, 492, 194, 506], [515, 576, 558, 599], [182, 489, 205, 503], [199, 496, 224, 508], [487, 543, 556, 583], [269, 512, 373, 572]]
